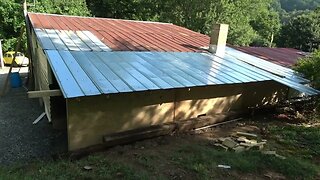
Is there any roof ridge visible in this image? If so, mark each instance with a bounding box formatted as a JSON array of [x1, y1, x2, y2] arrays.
[[27, 12, 173, 25]]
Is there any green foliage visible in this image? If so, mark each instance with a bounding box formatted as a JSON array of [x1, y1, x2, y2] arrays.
[[277, 9, 320, 51], [294, 50, 320, 89], [30, 0, 90, 16], [280, 0, 320, 11], [0, 0, 90, 53], [250, 6, 281, 46], [87, 0, 281, 46], [0, 0, 24, 52]]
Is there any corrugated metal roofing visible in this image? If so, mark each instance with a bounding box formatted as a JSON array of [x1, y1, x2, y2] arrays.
[[233, 46, 307, 68], [28, 13, 209, 52], [44, 50, 319, 98], [27, 13, 319, 98]]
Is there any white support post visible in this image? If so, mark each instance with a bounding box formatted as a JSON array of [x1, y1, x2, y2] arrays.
[[0, 39, 4, 69]]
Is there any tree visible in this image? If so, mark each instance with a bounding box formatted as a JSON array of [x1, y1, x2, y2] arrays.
[[0, 0, 25, 52], [0, 0, 90, 52], [86, 0, 280, 46], [250, 9, 281, 47], [280, 0, 320, 12], [30, 0, 90, 16], [294, 49, 320, 89], [277, 8, 320, 51]]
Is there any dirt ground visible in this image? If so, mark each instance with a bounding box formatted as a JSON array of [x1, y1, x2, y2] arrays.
[[0, 66, 67, 165]]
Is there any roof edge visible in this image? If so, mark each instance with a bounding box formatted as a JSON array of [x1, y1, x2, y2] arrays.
[[27, 12, 174, 25]]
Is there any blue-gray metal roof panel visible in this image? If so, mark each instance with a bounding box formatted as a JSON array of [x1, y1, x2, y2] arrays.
[[43, 49, 319, 98]]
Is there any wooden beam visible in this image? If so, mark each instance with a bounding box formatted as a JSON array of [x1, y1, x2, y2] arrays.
[[28, 89, 62, 98]]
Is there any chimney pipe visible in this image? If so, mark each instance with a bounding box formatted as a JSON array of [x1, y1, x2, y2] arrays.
[[209, 24, 229, 55]]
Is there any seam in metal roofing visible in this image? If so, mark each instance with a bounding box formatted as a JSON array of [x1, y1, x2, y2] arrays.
[[28, 13, 319, 98]]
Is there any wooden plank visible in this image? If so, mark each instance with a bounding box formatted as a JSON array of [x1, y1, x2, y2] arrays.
[[34, 28, 55, 50], [71, 51, 118, 94], [45, 29, 68, 50], [103, 124, 176, 146], [28, 89, 62, 98], [59, 50, 101, 96], [45, 50, 84, 98], [82, 31, 112, 51]]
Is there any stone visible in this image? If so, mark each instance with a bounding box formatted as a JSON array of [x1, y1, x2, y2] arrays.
[[236, 136, 248, 143], [237, 136, 258, 144], [222, 138, 238, 148], [295, 111, 306, 120], [233, 146, 245, 153], [262, 151, 286, 159], [236, 132, 258, 139], [275, 154, 286, 160], [239, 142, 252, 147], [264, 172, 286, 179], [83, 165, 93, 170], [217, 165, 231, 169], [262, 151, 277, 155], [241, 142, 265, 150], [213, 143, 228, 151], [207, 137, 220, 143]]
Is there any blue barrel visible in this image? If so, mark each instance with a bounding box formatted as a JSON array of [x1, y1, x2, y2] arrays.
[[10, 72, 22, 88]]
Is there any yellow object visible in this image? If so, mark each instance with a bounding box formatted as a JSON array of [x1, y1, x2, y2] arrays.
[[3, 51, 29, 66]]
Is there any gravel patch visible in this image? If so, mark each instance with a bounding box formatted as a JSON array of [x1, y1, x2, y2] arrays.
[[0, 70, 67, 165]]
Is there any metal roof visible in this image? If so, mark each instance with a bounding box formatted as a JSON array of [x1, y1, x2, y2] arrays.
[[28, 13, 209, 52], [28, 13, 319, 98], [44, 50, 318, 98], [233, 46, 307, 68]]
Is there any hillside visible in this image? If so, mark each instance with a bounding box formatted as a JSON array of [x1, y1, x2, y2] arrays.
[[280, 0, 320, 11]]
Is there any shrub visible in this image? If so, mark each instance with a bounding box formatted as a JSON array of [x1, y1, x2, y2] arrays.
[[294, 49, 320, 89]]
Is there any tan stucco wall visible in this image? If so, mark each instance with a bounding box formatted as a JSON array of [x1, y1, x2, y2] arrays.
[[67, 80, 288, 150]]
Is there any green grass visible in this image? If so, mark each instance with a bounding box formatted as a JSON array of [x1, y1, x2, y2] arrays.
[[268, 125, 320, 159], [171, 144, 318, 179], [0, 120, 319, 179], [0, 155, 149, 180]]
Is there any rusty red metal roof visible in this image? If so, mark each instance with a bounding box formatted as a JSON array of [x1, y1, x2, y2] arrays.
[[28, 13, 210, 52], [233, 46, 306, 68]]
